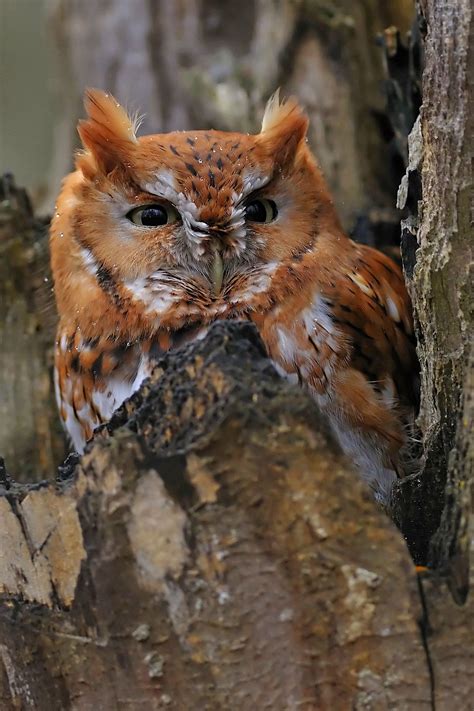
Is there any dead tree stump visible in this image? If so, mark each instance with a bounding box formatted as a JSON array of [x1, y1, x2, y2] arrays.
[[0, 322, 438, 710]]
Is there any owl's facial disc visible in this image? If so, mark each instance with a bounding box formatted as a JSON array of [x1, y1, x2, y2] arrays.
[[125, 200, 226, 293], [139, 166, 278, 286]]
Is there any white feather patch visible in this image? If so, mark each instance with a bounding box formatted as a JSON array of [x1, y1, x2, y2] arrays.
[[80, 247, 99, 277], [240, 170, 270, 197], [230, 262, 278, 303], [143, 170, 179, 205], [271, 360, 299, 385], [124, 273, 180, 317], [302, 296, 336, 338], [90, 356, 152, 425], [348, 272, 374, 296], [301, 293, 341, 379], [55, 369, 94, 453], [57, 355, 153, 453], [329, 418, 397, 504], [385, 296, 400, 323], [276, 327, 299, 364]]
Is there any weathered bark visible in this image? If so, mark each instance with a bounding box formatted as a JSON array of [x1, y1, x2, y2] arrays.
[[0, 175, 66, 481], [396, 0, 473, 597], [0, 323, 434, 709], [393, 2, 474, 703], [0, 322, 472, 710]]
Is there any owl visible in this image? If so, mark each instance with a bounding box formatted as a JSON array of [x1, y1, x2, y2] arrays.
[[50, 89, 418, 503]]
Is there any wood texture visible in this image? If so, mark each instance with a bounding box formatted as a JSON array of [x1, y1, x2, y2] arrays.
[[397, 0, 473, 595], [0, 323, 433, 710], [0, 322, 472, 710], [0, 176, 65, 480]]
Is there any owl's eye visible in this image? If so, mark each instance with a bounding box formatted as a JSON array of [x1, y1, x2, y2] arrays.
[[127, 204, 180, 227], [245, 199, 278, 223]]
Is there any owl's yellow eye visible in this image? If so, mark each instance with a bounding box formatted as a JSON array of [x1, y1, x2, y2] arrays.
[[127, 203, 180, 227], [245, 199, 278, 223]]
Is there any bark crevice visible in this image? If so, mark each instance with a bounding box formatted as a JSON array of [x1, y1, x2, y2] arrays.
[[417, 575, 436, 711]]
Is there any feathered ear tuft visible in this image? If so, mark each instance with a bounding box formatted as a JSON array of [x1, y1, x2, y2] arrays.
[[77, 88, 139, 176], [259, 90, 309, 168]]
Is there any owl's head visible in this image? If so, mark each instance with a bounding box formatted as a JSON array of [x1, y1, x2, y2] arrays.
[[51, 89, 341, 335]]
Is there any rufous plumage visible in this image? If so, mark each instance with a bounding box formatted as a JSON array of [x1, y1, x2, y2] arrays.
[[50, 89, 418, 502]]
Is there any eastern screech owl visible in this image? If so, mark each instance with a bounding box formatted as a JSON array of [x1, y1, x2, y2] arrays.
[[50, 89, 418, 502]]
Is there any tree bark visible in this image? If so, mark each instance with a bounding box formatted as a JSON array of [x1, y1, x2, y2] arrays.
[[0, 322, 472, 710], [396, 0, 473, 597], [0, 175, 66, 481], [0, 323, 434, 710]]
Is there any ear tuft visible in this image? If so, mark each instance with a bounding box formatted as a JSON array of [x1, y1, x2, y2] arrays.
[[259, 90, 309, 168], [77, 89, 139, 175], [81, 88, 138, 144], [261, 89, 307, 135]]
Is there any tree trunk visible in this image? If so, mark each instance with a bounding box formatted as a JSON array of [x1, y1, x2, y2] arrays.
[[395, 0, 473, 598], [0, 0, 472, 709], [0, 176, 66, 481], [0, 322, 472, 710], [0, 323, 434, 709]]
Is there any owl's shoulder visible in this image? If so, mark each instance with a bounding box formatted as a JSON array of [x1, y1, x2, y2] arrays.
[[325, 242, 419, 409]]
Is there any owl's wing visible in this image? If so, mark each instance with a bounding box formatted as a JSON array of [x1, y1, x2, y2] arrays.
[[55, 324, 210, 452], [54, 328, 152, 451], [327, 243, 419, 414]]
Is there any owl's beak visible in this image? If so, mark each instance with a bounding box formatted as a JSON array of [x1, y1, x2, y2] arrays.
[[211, 245, 224, 296]]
